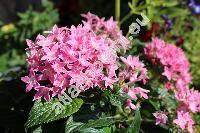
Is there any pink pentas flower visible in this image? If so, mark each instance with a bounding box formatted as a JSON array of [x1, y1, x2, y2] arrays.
[[144, 38, 191, 91], [119, 55, 149, 110], [153, 112, 168, 125], [34, 86, 51, 102], [125, 99, 136, 110], [134, 87, 150, 99], [127, 88, 137, 100], [173, 111, 194, 133], [121, 56, 144, 69], [103, 76, 118, 89], [162, 67, 173, 80], [21, 13, 131, 101], [144, 38, 200, 114], [185, 89, 200, 113], [127, 87, 149, 101], [120, 55, 148, 84], [21, 70, 40, 92]]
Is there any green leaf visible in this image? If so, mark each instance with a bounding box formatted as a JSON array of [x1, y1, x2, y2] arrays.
[[79, 128, 102, 133], [109, 93, 129, 107], [65, 116, 83, 133], [151, 0, 177, 7], [25, 98, 83, 129], [102, 127, 112, 133], [32, 126, 42, 133], [65, 116, 115, 133], [77, 127, 111, 133], [128, 109, 141, 133], [78, 127, 111, 133], [149, 99, 160, 110], [110, 95, 123, 107], [78, 117, 115, 129]]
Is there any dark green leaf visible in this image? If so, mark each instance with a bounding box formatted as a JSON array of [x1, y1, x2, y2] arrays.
[[32, 126, 42, 133], [78, 117, 115, 130], [128, 109, 141, 133], [25, 98, 83, 129], [65, 116, 114, 133]]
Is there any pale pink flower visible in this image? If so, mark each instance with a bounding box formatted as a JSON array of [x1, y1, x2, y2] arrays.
[[153, 112, 168, 125], [127, 87, 149, 100], [103, 76, 118, 89], [34, 86, 51, 102], [134, 87, 150, 99], [127, 88, 137, 100], [125, 99, 136, 110], [21, 70, 40, 92], [186, 89, 200, 112], [173, 111, 194, 133], [120, 56, 148, 84]]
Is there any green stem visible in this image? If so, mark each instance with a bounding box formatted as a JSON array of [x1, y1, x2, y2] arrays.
[[120, 11, 140, 26], [126, 31, 131, 38], [115, 0, 120, 27], [120, 12, 132, 26]]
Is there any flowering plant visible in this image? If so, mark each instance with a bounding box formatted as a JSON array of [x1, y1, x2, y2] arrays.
[[0, 0, 194, 133], [20, 10, 200, 133]]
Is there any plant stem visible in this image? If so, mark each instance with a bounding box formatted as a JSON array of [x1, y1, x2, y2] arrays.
[[120, 12, 133, 26], [120, 11, 140, 27], [115, 0, 120, 27]]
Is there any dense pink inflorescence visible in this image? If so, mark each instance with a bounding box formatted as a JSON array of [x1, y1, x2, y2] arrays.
[[144, 38, 192, 90], [21, 13, 131, 101], [144, 38, 200, 132]]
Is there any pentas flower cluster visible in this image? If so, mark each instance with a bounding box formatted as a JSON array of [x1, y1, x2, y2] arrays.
[[119, 56, 149, 110], [144, 38, 192, 91], [21, 13, 131, 101], [144, 38, 200, 132], [173, 111, 194, 133]]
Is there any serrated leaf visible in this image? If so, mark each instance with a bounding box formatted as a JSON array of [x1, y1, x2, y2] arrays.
[[128, 109, 141, 133], [25, 98, 83, 129]]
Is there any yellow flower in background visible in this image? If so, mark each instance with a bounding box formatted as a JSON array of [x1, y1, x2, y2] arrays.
[[1, 23, 16, 33]]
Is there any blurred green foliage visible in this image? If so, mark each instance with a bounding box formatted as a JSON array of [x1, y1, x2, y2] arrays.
[[0, 0, 59, 72]]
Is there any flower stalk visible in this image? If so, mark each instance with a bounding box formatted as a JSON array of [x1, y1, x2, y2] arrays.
[[115, 0, 121, 27]]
